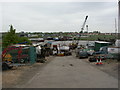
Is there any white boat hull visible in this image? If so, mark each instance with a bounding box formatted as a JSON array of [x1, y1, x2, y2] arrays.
[[108, 47, 120, 54]]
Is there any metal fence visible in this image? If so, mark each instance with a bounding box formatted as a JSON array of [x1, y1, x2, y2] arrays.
[[2, 46, 37, 65], [29, 46, 37, 64]]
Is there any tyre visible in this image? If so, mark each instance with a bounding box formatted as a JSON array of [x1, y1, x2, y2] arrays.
[[78, 56, 81, 59], [2, 63, 9, 70], [89, 58, 96, 62]]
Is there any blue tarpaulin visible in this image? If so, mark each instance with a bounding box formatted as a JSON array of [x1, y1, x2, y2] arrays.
[[18, 41, 28, 44]]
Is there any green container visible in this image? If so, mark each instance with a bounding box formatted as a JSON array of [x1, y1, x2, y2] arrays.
[[94, 41, 110, 51]]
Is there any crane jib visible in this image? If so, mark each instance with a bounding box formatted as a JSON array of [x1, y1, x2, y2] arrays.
[[85, 16, 88, 20]]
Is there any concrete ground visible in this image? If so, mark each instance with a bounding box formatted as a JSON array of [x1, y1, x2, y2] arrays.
[[18, 55, 118, 88]]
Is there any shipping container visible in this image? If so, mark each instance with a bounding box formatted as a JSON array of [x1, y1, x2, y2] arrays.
[[94, 41, 111, 51]]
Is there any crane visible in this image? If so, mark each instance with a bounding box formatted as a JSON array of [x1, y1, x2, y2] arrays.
[[81, 15, 88, 32], [77, 15, 88, 44]]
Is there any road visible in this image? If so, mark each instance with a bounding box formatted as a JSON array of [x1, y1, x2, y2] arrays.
[[20, 55, 118, 88]]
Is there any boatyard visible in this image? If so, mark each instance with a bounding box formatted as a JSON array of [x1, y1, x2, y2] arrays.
[[2, 27, 119, 88], [2, 38, 119, 88], [1, 1, 120, 89]]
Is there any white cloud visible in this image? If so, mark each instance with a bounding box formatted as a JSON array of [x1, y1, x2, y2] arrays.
[[0, 0, 117, 2], [2, 2, 118, 33], [0, 3, 2, 32]]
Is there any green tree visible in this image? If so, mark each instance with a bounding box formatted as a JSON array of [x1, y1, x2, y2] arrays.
[[93, 31, 100, 33], [3, 25, 18, 47], [17, 37, 31, 44], [84, 31, 88, 33], [3, 25, 31, 48], [80, 31, 83, 33]]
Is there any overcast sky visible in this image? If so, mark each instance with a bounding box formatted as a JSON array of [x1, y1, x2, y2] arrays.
[[1, 1, 118, 33]]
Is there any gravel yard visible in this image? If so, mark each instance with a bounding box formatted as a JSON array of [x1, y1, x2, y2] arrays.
[[2, 56, 54, 88], [2, 53, 119, 88]]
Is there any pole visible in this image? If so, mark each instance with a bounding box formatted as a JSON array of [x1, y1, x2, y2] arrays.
[[118, 1, 120, 37], [115, 18, 117, 35]]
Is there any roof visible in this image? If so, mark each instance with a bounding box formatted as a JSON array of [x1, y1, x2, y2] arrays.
[[95, 41, 110, 44], [12, 44, 30, 47], [29, 38, 44, 41]]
